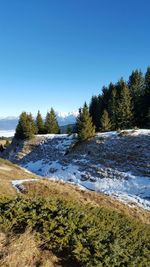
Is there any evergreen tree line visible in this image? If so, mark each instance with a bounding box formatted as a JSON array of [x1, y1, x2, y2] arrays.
[[15, 108, 60, 140], [15, 103, 96, 142], [15, 67, 150, 141], [89, 67, 150, 131]]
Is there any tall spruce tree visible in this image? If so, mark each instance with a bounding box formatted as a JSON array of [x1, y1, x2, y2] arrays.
[[28, 113, 37, 134], [76, 103, 95, 141], [128, 70, 145, 127], [115, 79, 133, 129], [147, 108, 150, 128], [101, 109, 111, 131], [89, 95, 102, 131], [15, 112, 36, 140], [45, 108, 60, 134], [101, 86, 111, 111], [36, 110, 44, 134], [107, 83, 117, 130], [144, 67, 150, 126]]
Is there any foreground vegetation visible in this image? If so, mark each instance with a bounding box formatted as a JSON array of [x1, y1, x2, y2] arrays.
[[0, 230, 58, 267], [0, 194, 150, 267], [0, 159, 150, 266]]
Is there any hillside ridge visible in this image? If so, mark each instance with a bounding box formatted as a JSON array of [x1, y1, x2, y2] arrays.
[[3, 129, 150, 210]]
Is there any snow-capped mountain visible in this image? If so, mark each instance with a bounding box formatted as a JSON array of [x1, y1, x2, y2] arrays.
[[0, 112, 78, 130], [56, 111, 78, 126]]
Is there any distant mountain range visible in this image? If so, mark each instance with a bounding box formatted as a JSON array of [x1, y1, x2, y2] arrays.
[[0, 112, 78, 130]]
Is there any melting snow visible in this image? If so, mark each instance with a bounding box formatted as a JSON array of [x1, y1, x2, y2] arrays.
[[24, 159, 150, 210], [12, 179, 38, 192], [10, 130, 150, 211]]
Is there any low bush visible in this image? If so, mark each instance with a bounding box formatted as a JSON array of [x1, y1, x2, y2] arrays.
[[0, 196, 150, 266]]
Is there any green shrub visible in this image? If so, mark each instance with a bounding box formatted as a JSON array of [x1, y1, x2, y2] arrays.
[[0, 196, 150, 266]]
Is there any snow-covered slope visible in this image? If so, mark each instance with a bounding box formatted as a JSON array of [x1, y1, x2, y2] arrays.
[[5, 129, 150, 210]]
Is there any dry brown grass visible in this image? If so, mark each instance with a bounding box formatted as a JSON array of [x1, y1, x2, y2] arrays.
[[0, 231, 39, 267], [0, 158, 38, 181], [0, 231, 60, 267], [0, 180, 17, 196], [0, 140, 7, 146], [25, 179, 150, 225], [0, 158, 39, 196]]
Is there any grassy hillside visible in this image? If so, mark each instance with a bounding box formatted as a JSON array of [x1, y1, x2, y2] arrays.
[[0, 158, 150, 266], [0, 158, 38, 196]]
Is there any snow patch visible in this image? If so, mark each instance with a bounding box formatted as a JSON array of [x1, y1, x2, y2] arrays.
[[12, 179, 38, 192], [97, 129, 150, 138], [24, 159, 150, 210]]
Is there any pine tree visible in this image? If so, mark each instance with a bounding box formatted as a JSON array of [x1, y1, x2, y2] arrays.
[[15, 112, 36, 140], [89, 95, 102, 131], [115, 79, 133, 129], [128, 70, 145, 127], [76, 103, 95, 141], [28, 113, 37, 134], [143, 67, 150, 126], [147, 108, 150, 128], [107, 83, 117, 130], [45, 108, 60, 134], [36, 110, 44, 134], [101, 86, 111, 110], [145, 67, 150, 89], [101, 109, 111, 131]]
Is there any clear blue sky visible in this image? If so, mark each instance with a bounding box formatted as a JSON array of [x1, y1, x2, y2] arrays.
[[0, 0, 150, 117]]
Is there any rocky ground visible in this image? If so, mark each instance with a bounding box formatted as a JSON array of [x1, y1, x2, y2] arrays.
[[3, 129, 150, 209]]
